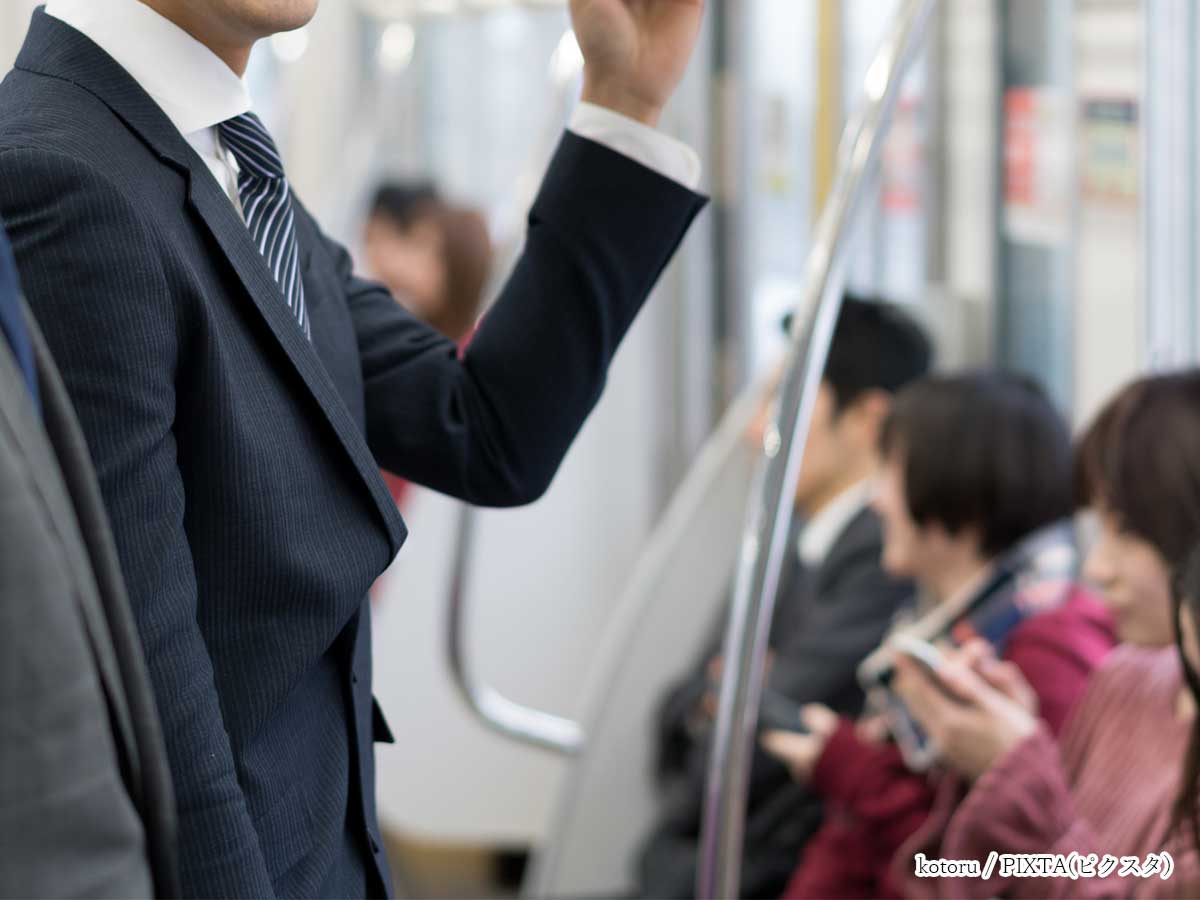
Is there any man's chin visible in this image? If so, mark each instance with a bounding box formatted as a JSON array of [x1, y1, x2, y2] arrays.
[[225, 0, 319, 38]]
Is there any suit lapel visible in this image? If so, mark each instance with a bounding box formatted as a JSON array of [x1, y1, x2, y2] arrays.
[[15, 10, 404, 550], [0, 311, 141, 783], [184, 170, 405, 547]]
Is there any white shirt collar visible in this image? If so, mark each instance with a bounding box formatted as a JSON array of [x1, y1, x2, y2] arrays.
[[44, 0, 252, 138], [797, 478, 874, 568]]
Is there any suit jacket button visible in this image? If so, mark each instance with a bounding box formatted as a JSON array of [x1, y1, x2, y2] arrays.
[[369, 834, 381, 854], [352, 673, 359, 685]]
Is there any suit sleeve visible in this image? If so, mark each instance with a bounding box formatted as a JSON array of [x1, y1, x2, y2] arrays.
[[767, 544, 911, 706], [0, 148, 276, 899], [340, 133, 707, 506]]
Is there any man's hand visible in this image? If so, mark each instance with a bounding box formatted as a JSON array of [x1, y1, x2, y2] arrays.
[[570, 0, 706, 127]]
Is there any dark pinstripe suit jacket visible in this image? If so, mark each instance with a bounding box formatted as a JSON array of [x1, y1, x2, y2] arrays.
[[0, 10, 705, 899]]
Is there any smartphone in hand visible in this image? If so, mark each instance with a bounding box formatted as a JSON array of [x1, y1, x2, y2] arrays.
[[890, 634, 970, 703], [890, 634, 946, 676], [757, 689, 810, 735]]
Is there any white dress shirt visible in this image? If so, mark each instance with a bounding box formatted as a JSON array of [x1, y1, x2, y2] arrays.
[[796, 478, 874, 568], [44, 0, 702, 218]]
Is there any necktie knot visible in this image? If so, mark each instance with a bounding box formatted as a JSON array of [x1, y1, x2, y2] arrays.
[[218, 112, 286, 181]]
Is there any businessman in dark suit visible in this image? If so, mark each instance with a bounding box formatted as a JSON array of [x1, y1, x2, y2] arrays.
[[0, 222, 178, 898], [0, 0, 705, 897], [639, 298, 931, 899]]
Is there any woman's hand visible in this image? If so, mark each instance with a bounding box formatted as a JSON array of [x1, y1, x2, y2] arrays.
[[958, 639, 1039, 714], [892, 647, 1039, 781], [760, 704, 840, 783], [570, 0, 706, 127]]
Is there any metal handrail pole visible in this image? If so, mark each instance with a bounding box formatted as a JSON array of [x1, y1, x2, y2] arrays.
[[696, 1, 938, 896], [445, 503, 586, 754]]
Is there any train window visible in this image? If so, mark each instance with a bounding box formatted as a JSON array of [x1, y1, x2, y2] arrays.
[[842, 0, 930, 307], [997, 0, 1075, 413], [735, 0, 933, 386], [740, 0, 818, 379]]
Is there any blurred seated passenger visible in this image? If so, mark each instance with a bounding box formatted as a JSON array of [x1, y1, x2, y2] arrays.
[[364, 183, 494, 513], [637, 297, 932, 899], [889, 371, 1200, 898], [363, 182, 493, 344], [763, 372, 1116, 899]]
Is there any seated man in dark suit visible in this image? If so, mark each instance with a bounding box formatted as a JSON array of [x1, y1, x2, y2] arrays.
[[0, 221, 178, 898], [0, 1, 705, 897], [638, 297, 932, 899]]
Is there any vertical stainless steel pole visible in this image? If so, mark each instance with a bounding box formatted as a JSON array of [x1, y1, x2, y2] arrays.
[[695, 2, 938, 896]]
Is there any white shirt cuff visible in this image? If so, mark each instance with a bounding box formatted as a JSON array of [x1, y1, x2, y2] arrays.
[[567, 101, 702, 191]]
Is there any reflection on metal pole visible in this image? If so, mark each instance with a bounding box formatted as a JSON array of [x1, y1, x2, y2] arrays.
[[695, 1, 938, 896]]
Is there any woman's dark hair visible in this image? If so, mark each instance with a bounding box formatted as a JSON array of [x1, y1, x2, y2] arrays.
[[1172, 545, 1200, 853], [1075, 371, 1200, 569], [879, 371, 1073, 557], [369, 181, 440, 229]]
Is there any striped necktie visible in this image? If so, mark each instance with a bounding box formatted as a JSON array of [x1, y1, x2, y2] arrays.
[[217, 112, 311, 339]]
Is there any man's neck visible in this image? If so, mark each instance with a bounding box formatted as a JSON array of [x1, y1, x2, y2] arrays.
[[138, 0, 253, 75]]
